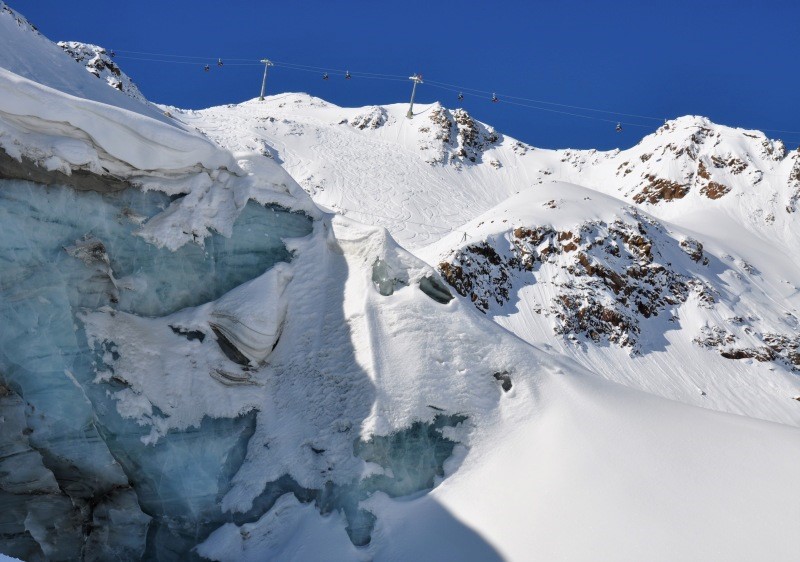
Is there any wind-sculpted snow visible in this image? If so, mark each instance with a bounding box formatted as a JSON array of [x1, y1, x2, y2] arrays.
[[371, 372, 800, 562], [73, 212, 534, 559], [0, 67, 318, 250], [0, 170, 518, 559], [194, 414, 466, 560], [209, 266, 293, 365], [0, 68, 234, 174], [0, 37, 506, 558]]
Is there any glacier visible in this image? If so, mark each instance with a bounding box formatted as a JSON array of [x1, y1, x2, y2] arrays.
[[0, 178, 313, 560]]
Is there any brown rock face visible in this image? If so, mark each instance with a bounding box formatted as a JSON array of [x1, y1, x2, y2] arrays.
[[634, 175, 689, 204], [788, 151, 800, 213], [423, 107, 499, 165], [438, 215, 709, 350], [700, 181, 731, 200]]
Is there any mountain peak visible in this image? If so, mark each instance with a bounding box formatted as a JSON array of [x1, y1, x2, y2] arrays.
[[652, 114, 785, 159], [58, 41, 148, 103]]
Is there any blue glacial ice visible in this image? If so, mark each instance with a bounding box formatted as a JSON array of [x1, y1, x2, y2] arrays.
[[216, 414, 467, 550], [0, 179, 311, 560]]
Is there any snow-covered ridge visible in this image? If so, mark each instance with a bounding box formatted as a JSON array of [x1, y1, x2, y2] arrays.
[[58, 40, 148, 103], [570, 115, 795, 223], [183, 94, 800, 251]]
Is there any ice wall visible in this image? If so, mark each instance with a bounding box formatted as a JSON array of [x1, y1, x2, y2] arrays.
[[0, 179, 311, 560]]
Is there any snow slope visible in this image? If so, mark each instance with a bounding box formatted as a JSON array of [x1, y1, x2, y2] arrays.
[[372, 372, 800, 562], [182, 94, 800, 427], [1, 5, 799, 560], [179, 95, 515, 249], [180, 94, 800, 252]]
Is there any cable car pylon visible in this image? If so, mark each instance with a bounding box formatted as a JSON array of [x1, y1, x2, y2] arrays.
[[258, 58, 274, 101], [407, 73, 423, 118]]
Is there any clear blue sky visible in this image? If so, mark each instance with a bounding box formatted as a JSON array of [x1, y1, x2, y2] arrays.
[[17, 0, 800, 150]]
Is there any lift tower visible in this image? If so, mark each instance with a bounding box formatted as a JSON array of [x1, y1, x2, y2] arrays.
[[406, 74, 423, 118], [259, 59, 274, 101]]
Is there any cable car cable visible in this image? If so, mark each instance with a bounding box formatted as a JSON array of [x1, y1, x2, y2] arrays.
[[108, 48, 800, 136]]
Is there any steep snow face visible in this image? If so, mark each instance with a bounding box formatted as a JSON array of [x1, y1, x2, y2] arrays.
[[58, 41, 148, 103], [0, 2, 169, 123]]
